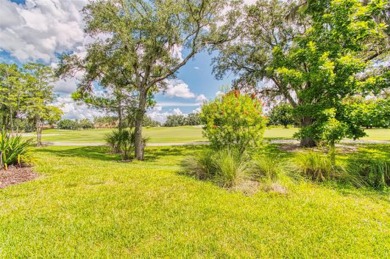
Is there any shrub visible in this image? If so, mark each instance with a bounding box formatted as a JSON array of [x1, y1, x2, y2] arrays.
[[348, 158, 390, 190], [105, 129, 135, 160], [182, 148, 251, 188], [294, 152, 343, 182], [200, 90, 266, 154], [0, 129, 32, 169]]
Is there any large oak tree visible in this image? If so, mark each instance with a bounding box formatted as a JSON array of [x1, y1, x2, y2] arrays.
[[59, 0, 227, 160], [213, 0, 389, 146]]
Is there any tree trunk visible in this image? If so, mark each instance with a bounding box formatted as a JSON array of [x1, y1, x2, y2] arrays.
[[117, 97, 124, 132], [36, 117, 42, 147], [300, 117, 316, 147], [9, 108, 13, 134], [134, 90, 147, 160]]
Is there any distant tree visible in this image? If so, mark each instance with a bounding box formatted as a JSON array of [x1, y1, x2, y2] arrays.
[[186, 113, 202, 126], [268, 103, 295, 128], [164, 115, 187, 127], [143, 116, 161, 128], [0, 63, 62, 145], [0, 63, 24, 131], [23, 63, 62, 146], [57, 119, 80, 130], [79, 119, 95, 129], [94, 116, 118, 128]]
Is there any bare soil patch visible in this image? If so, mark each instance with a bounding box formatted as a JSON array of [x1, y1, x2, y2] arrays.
[[0, 166, 38, 189]]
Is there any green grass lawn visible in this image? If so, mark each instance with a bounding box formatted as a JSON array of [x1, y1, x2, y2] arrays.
[[1, 145, 389, 257], [27, 126, 390, 144], [37, 126, 205, 144]]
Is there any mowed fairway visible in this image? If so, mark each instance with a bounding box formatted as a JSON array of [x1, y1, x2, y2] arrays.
[[28, 127, 390, 145], [0, 145, 389, 257]]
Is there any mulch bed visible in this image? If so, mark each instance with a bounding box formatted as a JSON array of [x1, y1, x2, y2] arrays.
[[0, 166, 38, 189]]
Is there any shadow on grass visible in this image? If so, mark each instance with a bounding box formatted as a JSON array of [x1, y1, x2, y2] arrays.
[[34, 146, 120, 162], [144, 145, 205, 162], [34, 145, 207, 163]]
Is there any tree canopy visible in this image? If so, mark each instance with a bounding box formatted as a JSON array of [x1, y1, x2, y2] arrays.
[[213, 0, 390, 147]]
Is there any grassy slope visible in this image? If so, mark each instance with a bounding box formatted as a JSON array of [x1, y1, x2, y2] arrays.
[[0, 146, 389, 257], [35, 127, 390, 144]]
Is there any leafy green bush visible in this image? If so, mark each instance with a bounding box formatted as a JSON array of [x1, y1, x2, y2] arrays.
[[183, 148, 251, 188], [294, 152, 343, 182], [201, 90, 266, 154], [348, 158, 390, 190], [0, 129, 32, 169]]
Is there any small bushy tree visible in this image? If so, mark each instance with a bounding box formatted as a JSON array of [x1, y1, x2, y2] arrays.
[[201, 91, 266, 154], [78, 119, 94, 129], [57, 119, 79, 130], [268, 103, 295, 128]]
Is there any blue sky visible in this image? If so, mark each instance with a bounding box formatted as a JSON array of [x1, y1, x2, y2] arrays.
[[1, 0, 237, 121]]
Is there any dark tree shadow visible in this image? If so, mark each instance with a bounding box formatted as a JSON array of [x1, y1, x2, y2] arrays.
[[143, 145, 205, 162], [34, 145, 207, 163], [34, 146, 120, 162]]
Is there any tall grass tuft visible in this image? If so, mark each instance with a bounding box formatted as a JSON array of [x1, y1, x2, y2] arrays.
[[182, 148, 251, 188], [294, 152, 343, 182], [212, 149, 251, 188], [251, 155, 284, 182], [348, 158, 390, 190]]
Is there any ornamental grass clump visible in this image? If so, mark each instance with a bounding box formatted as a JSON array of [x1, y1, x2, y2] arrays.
[[251, 155, 285, 182], [294, 152, 344, 182], [182, 148, 251, 188], [347, 158, 390, 190]]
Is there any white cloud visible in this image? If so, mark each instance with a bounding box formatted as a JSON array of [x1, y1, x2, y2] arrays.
[[165, 79, 196, 99], [216, 91, 225, 97], [192, 107, 202, 114], [196, 94, 208, 102], [0, 0, 87, 62], [170, 44, 183, 62], [158, 102, 201, 107], [146, 106, 181, 123], [172, 108, 183, 115], [194, 66, 200, 70], [53, 96, 104, 120]]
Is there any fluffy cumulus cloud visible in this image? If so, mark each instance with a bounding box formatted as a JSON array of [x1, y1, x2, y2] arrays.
[[146, 106, 180, 124], [196, 94, 208, 103], [0, 0, 87, 62], [53, 96, 104, 121], [165, 79, 196, 99]]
